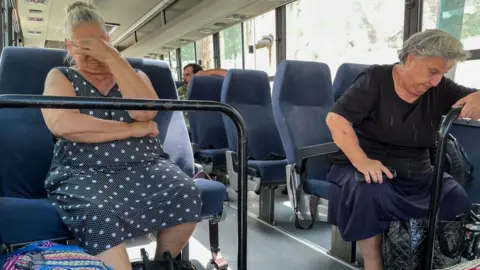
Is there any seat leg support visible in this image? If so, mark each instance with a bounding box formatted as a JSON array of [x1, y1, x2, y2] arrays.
[[258, 186, 276, 224], [209, 220, 228, 270], [329, 225, 357, 264], [179, 242, 189, 261]]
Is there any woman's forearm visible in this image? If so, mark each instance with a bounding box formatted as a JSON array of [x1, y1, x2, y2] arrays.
[[48, 111, 133, 143], [326, 112, 368, 166], [104, 53, 158, 121], [105, 54, 157, 99]]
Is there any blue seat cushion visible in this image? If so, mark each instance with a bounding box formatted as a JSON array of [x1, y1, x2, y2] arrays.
[[196, 179, 226, 216], [247, 159, 287, 185], [0, 197, 70, 244], [196, 149, 227, 168], [303, 178, 331, 199], [0, 179, 225, 245]]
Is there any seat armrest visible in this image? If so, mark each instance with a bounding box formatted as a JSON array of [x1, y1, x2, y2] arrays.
[[294, 142, 339, 173], [194, 163, 203, 174]]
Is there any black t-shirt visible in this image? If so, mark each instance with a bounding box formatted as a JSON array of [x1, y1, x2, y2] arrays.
[[331, 64, 475, 175]]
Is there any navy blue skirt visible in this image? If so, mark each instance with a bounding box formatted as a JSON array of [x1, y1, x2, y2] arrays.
[[327, 164, 472, 242]]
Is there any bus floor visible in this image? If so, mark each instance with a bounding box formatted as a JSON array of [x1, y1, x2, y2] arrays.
[[125, 205, 358, 270]]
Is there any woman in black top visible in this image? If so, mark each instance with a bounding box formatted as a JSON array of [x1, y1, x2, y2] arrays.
[[326, 29, 480, 270]]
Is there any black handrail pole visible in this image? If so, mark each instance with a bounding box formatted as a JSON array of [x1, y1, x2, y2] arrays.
[[424, 107, 463, 270], [0, 94, 249, 270]]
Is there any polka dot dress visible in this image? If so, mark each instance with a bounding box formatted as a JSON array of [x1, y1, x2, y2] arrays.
[[44, 67, 202, 256]]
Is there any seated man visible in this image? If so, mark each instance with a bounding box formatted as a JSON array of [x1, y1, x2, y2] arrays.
[[326, 29, 480, 270], [177, 63, 227, 100], [42, 2, 201, 270]]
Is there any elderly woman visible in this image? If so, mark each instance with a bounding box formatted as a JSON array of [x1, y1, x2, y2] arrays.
[[326, 29, 480, 270], [41, 2, 201, 270]]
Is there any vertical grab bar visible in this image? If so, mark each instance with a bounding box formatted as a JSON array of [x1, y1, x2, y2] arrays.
[[424, 106, 463, 270]]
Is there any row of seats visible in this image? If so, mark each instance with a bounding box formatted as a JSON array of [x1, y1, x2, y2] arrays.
[[183, 61, 369, 225], [0, 47, 227, 266], [184, 60, 480, 264]]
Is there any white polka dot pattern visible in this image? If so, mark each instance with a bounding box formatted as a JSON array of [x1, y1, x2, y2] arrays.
[[45, 67, 202, 256]]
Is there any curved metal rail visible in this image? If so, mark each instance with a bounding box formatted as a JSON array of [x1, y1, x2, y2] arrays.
[[0, 94, 249, 270], [424, 106, 463, 270]]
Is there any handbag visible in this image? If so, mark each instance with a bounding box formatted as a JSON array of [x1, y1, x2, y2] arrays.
[[383, 216, 467, 270], [429, 134, 473, 186], [1, 241, 112, 270]]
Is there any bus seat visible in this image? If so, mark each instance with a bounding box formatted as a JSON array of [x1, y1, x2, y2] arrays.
[[272, 60, 334, 218], [450, 124, 480, 203], [187, 76, 228, 173], [273, 60, 356, 263], [221, 69, 287, 224], [0, 47, 226, 262], [332, 63, 368, 101], [175, 81, 184, 89]]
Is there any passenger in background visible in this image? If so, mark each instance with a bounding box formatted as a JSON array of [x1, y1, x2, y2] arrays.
[[326, 29, 480, 270], [177, 63, 227, 100], [41, 2, 202, 270]]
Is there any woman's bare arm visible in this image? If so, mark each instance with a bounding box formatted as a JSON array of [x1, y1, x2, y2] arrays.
[[41, 69, 135, 143], [104, 53, 158, 121], [326, 112, 368, 167], [196, 68, 228, 77]]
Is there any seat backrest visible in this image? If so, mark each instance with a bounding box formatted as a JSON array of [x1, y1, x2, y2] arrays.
[[272, 60, 333, 179], [186, 76, 228, 149], [451, 124, 480, 203], [0, 47, 193, 199], [221, 69, 285, 160], [332, 63, 368, 101]]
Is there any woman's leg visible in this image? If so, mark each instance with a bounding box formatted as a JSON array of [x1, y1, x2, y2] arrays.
[[328, 165, 400, 269], [96, 243, 132, 270], [358, 234, 383, 270], [154, 222, 197, 260]]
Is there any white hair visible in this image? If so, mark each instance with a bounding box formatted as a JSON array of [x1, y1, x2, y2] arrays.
[[64, 1, 105, 65], [398, 29, 470, 63]]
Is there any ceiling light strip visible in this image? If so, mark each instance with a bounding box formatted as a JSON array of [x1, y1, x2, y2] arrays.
[[111, 0, 175, 46]]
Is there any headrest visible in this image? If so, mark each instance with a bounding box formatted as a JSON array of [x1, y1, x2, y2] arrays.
[[127, 58, 178, 99], [221, 69, 270, 105], [186, 76, 228, 149], [273, 60, 333, 106], [333, 63, 368, 101], [221, 69, 285, 159], [0, 47, 67, 95], [187, 76, 224, 101], [0, 47, 178, 100]]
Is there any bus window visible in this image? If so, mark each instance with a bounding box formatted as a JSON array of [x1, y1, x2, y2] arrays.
[[286, 0, 405, 79], [220, 24, 243, 69]]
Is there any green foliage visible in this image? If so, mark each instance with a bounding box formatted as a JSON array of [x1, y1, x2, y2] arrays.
[[461, 0, 480, 39], [221, 24, 242, 60], [181, 43, 196, 66]]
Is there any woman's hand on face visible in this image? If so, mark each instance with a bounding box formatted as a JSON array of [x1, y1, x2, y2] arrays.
[[68, 38, 119, 63], [353, 158, 394, 184], [130, 120, 159, 138]]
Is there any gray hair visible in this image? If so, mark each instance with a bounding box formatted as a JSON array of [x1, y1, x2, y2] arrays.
[[64, 1, 105, 65], [397, 29, 470, 63]]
